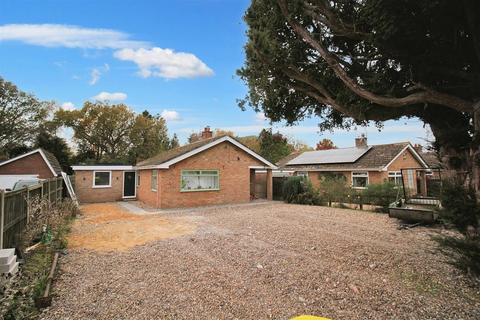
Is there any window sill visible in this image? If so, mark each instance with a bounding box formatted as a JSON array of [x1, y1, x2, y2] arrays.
[[92, 185, 111, 188], [151, 189, 157, 192], [352, 186, 367, 189], [180, 188, 220, 193]]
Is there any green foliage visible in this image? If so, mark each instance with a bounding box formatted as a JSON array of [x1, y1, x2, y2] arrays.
[[56, 104, 174, 164], [282, 176, 323, 205], [363, 181, 399, 211], [238, 0, 478, 168], [435, 180, 480, 280], [1, 200, 76, 319], [258, 128, 293, 163], [0, 77, 51, 157], [438, 180, 480, 235], [318, 173, 350, 203], [35, 130, 73, 173]]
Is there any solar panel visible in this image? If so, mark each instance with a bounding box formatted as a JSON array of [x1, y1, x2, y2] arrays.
[[287, 146, 372, 165]]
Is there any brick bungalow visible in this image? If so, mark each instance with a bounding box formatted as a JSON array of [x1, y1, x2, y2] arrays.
[[135, 132, 276, 209], [279, 136, 430, 195], [72, 129, 277, 208]]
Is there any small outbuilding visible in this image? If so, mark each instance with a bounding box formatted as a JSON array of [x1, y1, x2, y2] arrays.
[[71, 165, 136, 203]]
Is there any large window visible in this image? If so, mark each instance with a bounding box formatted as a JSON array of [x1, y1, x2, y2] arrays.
[[181, 170, 219, 192], [352, 172, 368, 188], [151, 170, 157, 191], [93, 171, 111, 188], [388, 171, 402, 185]]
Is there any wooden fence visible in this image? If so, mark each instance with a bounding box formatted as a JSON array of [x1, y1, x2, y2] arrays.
[[0, 176, 63, 249]]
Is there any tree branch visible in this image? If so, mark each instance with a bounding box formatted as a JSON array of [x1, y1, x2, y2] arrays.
[[277, 0, 474, 113]]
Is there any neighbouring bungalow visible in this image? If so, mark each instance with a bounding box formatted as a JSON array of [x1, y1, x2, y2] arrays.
[[0, 148, 62, 190], [278, 136, 431, 196], [72, 127, 277, 208]]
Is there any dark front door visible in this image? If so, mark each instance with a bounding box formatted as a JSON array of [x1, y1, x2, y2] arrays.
[[123, 171, 136, 198]]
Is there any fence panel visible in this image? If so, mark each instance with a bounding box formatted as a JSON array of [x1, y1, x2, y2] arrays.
[[0, 177, 63, 249]]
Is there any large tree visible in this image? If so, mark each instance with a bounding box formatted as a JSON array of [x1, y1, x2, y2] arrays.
[[129, 111, 171, 163], [57, 104, 172, 164], [0, 77, 51, 157], [238, 0, 480, 187], [56, 102, 136, 161], [258, 128, 293, 163]]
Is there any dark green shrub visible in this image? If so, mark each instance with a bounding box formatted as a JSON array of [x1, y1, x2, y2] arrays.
[[363, 181, 400, 211], [282, 176, 324, 205], [438, 180, 480, 235], [318, 174, 351, 204], [435, 180, 480, 280]]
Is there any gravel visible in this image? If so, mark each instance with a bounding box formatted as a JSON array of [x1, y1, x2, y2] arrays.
[[41, 202, 480, 319]]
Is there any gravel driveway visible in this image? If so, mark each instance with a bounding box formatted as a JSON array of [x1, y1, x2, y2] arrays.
[[41, 202, 479, 319]]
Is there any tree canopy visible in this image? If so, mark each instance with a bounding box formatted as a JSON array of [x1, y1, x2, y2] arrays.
[[0, 77, 51, 157], [238, 0, 480, 173], [316, 138, 336, 150], [56, 103, 175, 164]]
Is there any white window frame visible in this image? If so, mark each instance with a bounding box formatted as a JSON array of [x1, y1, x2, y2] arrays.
[[296, 171, 309, 178], [151, 170, 158, 192], [92, 170, 112, 188], [180, 170, 220, 192], [388, 171, 403, 185], [351, 171, 369, 189]]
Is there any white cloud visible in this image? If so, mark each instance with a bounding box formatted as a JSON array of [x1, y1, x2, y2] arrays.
[[89, 63, 109, 85], [89, 68, 101, 85], [0, 24, 148, 49], [114, 47, 214, 79], [161, 110, 181, 121], [92, 91, 127, 102], [61, 102, 75, 111], [255, 112, 267, 122]]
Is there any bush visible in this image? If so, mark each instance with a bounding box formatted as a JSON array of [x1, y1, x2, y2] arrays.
[[435, 180, 480, 280], [282, 176, 324, 205], [438, 180, 480, 235], [363, 181, 400, 212], [318, 174, 351, 204]]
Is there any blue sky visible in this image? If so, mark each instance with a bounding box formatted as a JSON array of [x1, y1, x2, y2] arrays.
[[0, 0, 431, 148]]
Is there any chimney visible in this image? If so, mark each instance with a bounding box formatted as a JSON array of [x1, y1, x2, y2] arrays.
[[355, 134, 368, 148], [201, 126, 213, 139]]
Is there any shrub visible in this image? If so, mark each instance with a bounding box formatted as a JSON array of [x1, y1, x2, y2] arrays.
[[318, 174, 351, 204], [438, 180, 480, 235], [282, 176, 324, 205], [435, 180, 480, 280], [362, 181, 400, 212]]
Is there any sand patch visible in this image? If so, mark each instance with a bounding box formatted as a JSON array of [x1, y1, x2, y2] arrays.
[[68, 203, 196, 251]]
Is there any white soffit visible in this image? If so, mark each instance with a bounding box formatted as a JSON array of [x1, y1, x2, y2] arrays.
[[287, 146, 372, 165]]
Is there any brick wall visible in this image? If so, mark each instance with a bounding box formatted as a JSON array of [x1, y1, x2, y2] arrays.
[[136, 169, 160, 208], [74, 170, 124, 203], [137, 141, 267, 209], [0, 153, 55, 179]]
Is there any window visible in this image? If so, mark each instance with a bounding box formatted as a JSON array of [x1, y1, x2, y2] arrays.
[[137, 174, 140, 187], [388, 171, 402, 185], [151, 170, 157, 191], [352, 172, 368, 188], [181, 170, 219, 192], [93, 171, 111, 188], [297, 171, 308, 178]]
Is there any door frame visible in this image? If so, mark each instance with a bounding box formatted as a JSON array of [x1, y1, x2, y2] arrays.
[[122, 170, 137, 199]]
